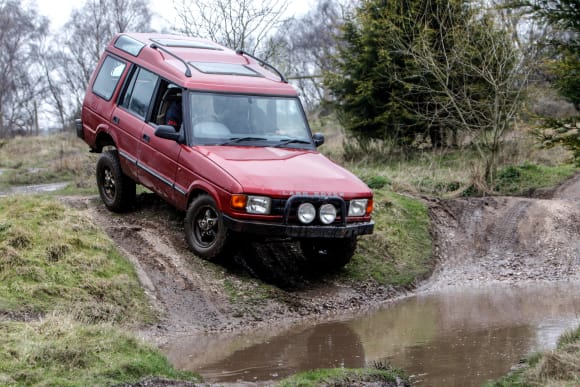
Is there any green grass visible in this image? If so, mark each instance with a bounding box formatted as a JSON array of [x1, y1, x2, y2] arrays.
[[488, 325, 580, 386], [494, 162, 578, 195], [0, 195, 154, 324], [342, 190, 432, 287], [0, 194, 202, 385], [0, 316, 200, 386], [277, 366, 407, 387]]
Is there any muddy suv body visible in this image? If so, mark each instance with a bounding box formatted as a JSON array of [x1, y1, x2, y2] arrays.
[[77, 33, 373, 268]]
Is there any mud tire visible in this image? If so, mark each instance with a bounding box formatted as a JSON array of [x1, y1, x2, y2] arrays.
[[300, 237, 357, 270], [96, 150, 136, 213], [185, 195, 230, 260]]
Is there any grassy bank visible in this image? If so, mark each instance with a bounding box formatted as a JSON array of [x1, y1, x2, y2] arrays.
[[0, 196, 151, 322], [489, 325, 580, 386], [0, 316, 196, 385], [344, 189, 432, 286], [0, 195, 200, 385], [277, 366, 408, 387]]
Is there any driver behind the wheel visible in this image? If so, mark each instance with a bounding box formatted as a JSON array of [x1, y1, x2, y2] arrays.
[[166, 98, 182, 130]]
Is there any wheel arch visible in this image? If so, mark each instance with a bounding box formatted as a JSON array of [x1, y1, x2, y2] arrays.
[[185, 183, 227, 212], [95, 131, 116, 152], [187, 188, 209, 207]]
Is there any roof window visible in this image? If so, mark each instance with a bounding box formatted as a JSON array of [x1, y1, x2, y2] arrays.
[[150, 38, 222, 50], [114, 35, 145, 56], [189, 62, 263, 77]]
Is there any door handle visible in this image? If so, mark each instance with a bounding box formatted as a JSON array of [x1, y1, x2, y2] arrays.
[[143, 134, 150, 143], [113, 116, 120, 124]]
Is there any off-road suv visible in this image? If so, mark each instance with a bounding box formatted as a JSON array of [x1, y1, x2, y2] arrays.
[[77, 33, 374, 268]]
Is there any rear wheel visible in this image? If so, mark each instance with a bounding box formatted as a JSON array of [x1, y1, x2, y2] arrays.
[[96, 150, 136, 212], [300, 237, 357, 270], [184, 195, 230, 260]]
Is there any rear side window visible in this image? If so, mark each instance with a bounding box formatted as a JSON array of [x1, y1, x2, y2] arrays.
[[92, 56, 126, 100], [119, 67, 159, 118]]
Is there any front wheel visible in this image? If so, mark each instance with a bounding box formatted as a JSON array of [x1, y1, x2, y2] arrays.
[[300, 237, 357, 270], [184, 195, 230, 260], [96, 150, 136, 213]]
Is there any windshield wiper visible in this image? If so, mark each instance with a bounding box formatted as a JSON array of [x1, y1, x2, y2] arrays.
[[220, 137, 268, 146], [273, 138, 311, 148]]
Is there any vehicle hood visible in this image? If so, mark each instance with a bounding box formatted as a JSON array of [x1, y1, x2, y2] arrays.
[[195, 146, 371, 198]]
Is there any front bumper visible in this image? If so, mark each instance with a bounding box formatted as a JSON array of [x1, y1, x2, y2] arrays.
[[222, 214, 374, 238]]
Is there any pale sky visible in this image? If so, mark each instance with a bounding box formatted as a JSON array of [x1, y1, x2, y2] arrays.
[[35, 0, 314, 32]]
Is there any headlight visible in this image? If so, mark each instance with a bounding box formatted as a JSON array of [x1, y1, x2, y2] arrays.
[[319, 203, 337, 224], [246, 195, 271, 214], [348, 199, 368, 216], [297, 202, 316, 224]]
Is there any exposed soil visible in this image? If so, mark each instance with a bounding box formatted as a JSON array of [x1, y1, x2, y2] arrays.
[[422, 172, 580, 291], [60, 172, 580, 345]]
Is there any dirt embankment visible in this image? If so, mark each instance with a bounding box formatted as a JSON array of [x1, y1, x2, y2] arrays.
[[64, 172, 580, 343], [422, 172, 580, 290]]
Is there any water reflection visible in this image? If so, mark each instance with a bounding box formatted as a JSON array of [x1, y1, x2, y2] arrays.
[[164, 282, 580, 385], [170, 322, 364, 382]]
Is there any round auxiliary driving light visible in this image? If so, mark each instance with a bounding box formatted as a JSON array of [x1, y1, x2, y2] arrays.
[[319, 203, 337, 224], [297, 202, 316, 224]]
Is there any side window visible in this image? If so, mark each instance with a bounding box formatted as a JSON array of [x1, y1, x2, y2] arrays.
[[119, 67, 159, 118], [152, 81, 183, 130], [92, 56, 126, 100]]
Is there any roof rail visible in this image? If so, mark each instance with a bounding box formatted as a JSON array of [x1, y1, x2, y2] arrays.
[[150, 43, 192, 77], [236, 50, 287, 83]]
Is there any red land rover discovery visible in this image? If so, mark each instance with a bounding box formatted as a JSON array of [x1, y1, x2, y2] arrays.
[[77, 33, 374, 268]]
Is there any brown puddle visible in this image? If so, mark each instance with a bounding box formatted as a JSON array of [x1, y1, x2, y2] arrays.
[[164, 281, 580, 386]]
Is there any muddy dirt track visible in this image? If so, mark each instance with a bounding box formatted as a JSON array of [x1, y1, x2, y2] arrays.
[[423, 172, 580, 290], [63, 172, 580, 343]]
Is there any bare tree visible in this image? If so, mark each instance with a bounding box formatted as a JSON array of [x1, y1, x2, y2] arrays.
[[36, 37, 71, 130], [0, 0, 48, 137], [398, 10, 528, 183], [47, 0, 152, 129], [272, 0, 355, 111], [172, 0, 289, 56]]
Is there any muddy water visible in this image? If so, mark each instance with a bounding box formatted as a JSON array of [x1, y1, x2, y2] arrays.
[[164, 282, 580, 386]]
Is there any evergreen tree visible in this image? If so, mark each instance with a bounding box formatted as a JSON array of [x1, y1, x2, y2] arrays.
[[325, 1, 418, 146], [520, 0, 579, 107], [324, 0, 472, 147], [325, 0, 523, 154]]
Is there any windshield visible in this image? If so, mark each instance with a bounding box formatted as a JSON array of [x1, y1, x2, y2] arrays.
[[187, 92, 313, 148]]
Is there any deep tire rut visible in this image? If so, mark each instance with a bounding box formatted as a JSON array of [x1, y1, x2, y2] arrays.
[[88, 205, 229, 335]]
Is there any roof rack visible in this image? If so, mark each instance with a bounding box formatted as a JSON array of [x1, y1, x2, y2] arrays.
[[236, 50, 287, 83], [149, 41, 288, 83], [150, 43, 192, 77]]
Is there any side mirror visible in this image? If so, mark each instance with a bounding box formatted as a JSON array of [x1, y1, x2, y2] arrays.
[[155, 125, 182, 142], [312, 133, 325, 147]]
